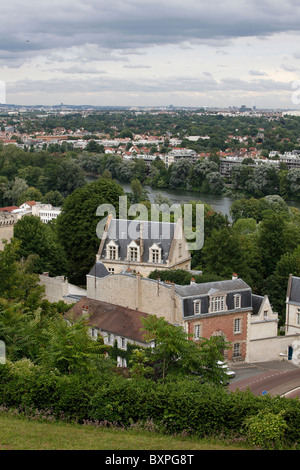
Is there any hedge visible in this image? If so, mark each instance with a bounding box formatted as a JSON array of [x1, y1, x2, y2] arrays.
[[1, 362, 300, 447]]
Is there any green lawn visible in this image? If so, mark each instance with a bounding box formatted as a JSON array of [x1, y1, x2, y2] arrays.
[[0, 413, 250, 450]]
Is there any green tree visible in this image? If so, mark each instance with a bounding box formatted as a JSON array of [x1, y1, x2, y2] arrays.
[[205, 171, 225, 194], [56, 178, 124, 284], [257, 214, 289, 279], [17, 166, 43, 188], [201, 227, 246, 278], [169, 159, 192, 189], [17, 187, 43, 205], [0, 239, 44, 308], [41, 190, 64, 206], [86, 140, 105, 153], [3, 177, 28, 205], [130, 178, 147, 203], [140, 315, 229, 384], [38, 315, 108, 374], [13, 215, 68, 276]]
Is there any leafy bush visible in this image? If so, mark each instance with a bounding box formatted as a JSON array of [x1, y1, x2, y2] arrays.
[[1, 362, 300, 448], [243, 410, 288, 450]]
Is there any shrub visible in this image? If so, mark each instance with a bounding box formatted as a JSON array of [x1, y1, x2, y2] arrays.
[[1, 362, 300, 448], [243, 410, 288, 450]]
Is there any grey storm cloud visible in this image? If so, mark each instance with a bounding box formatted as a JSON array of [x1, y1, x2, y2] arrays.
[[2, 0, 300, 106], [2, 0, 300, 57]]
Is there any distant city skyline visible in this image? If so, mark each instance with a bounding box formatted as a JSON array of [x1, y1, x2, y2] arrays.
[[1, 1, 300, 109]]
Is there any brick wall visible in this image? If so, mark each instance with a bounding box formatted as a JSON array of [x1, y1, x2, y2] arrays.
[[187, 310, 250, 361]]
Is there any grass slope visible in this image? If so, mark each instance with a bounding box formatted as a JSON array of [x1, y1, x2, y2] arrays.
[[0, 413, 250, 451]]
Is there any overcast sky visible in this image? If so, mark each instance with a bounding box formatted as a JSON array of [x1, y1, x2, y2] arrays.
[[1, 0, 300, 108]]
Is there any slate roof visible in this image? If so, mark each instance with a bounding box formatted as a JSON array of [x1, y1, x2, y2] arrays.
[[88, 262, 110, 279], [251, 294, 264, 315], [100, 218, 176, 264], [64, 297, 150, 343], [289, 276, 300, 304], [175, 278, 250, 298], [176, 278, 253, 318]]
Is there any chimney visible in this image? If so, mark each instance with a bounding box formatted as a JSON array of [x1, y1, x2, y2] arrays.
[[232, 273, 238, 280], [190, 277, 196, 285], [82, 305, 89, 317]]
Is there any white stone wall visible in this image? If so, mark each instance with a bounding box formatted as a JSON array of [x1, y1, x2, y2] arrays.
[[39, 274, 86, 303], [249, 335, 300, 363], [86, 273, 182, 325], [285, 303, 300, 336]]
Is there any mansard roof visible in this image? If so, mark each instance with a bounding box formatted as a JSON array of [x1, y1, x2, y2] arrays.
[[175, 278, 250, 298], [176, 278, 252, 318], [100, 218, 177, 264]]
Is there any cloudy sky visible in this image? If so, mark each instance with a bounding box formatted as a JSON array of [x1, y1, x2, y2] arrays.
[[1, 0, 300, 108]]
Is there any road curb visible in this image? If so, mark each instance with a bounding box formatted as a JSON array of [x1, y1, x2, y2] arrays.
[[267, 377, 300, 397]]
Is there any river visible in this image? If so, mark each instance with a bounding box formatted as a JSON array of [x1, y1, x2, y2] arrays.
[[120, 183, 234, 217], [119, 183, 300, 219], [86, 176, 300, 219]]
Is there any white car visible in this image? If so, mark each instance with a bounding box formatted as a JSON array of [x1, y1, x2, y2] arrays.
[[217, 360, 236, 379]]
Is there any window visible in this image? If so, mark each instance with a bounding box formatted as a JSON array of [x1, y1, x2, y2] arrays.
[[121, 337, 126, 350], [233, 342, 241, 358], [117, 356, 127, 367], [297, 310, 300, 326], [107, 241, 118, 260], [149, 244, 161, 264], [234, 294, 241, 309], [127, 241, 140, 262], [194, 324, 201, 340], [108, 267, 115, 274], [234, 318, 241, 333], [90, 328, 98, 339], [193, 300, 201, 315], [130, 246, 138, 261], [210, 295, 225, 312], [151, 249, 160, 263], [109, 245, 116, 260]]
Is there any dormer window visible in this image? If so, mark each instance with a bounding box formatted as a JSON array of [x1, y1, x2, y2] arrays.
[[107, 240, 118, 260], [127, 240, 140, 262], [193, 300, 201, 315], [211, 295, 224, 312], [151, 249, 159, 263], [149, 243, 162, 264], [130, 246, 138, 261], [109, 245, 116, 259], [209, 292, 227, 313], [234, 294, 241, 309]]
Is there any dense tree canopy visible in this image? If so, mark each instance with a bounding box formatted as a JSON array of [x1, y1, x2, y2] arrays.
[[56, 178, 125, 284], [13, 215, 68, 276]]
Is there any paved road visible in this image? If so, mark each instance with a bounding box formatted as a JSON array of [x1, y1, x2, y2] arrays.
[[227, 361, 300, 397]]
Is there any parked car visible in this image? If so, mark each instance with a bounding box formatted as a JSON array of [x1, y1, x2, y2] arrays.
[[217, 360, 235, 379]]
